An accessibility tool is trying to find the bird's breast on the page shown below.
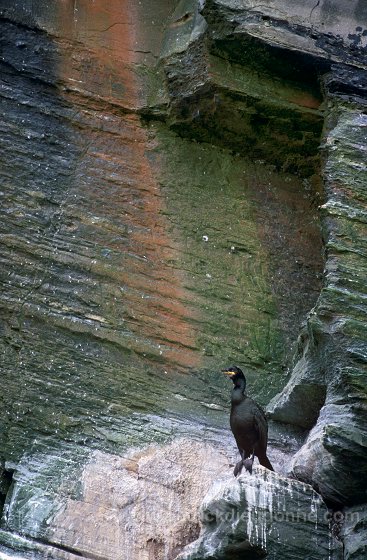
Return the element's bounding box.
[230,406,255,430]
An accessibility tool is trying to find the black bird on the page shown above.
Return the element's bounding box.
[223,366,274,476]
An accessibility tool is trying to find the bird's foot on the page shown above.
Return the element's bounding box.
[233,460,244,477]
[233,453,255,476]
[233,458,253,476]
[243,457,254,474]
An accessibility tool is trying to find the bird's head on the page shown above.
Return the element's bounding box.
[222,366,246,388]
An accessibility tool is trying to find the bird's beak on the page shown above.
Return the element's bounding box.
[222,369,235,376]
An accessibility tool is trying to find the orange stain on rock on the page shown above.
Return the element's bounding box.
[56,1,201,371]
[56,0,140,108]
[290,92,322,110]
[126,117,201,369]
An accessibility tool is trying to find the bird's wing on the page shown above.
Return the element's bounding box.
[252,404,268,449]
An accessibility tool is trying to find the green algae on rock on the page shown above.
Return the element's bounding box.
[161,2,324,176]
[1,0,366,559]
[150,123,323,403]
[271,103,367,507]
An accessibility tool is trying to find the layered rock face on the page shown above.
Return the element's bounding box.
[0,0,366,559]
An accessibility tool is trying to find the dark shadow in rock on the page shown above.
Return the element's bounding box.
[0,469,14,520]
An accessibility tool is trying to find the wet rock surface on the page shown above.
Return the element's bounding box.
[177,468,342,560]
[268,73,367,509]
[286,105,367,514]
[0,0,366,559]
[341,505,367,560]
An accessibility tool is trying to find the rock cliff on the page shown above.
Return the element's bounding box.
[0,1,366,559]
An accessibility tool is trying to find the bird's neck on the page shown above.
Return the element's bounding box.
[231,378,247,404]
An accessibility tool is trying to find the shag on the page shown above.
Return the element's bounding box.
[223,366,274,476]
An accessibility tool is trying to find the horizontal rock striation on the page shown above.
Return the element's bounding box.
[160,0,367,511]
[161,0,325,176]
[0,0,366,559]
[273,101,367,507]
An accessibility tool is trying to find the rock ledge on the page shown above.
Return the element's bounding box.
[177,467,342,560]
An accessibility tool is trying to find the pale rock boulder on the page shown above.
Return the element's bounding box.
[49,439,230,560]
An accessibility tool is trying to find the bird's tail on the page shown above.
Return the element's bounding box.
[259,454,274,471]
